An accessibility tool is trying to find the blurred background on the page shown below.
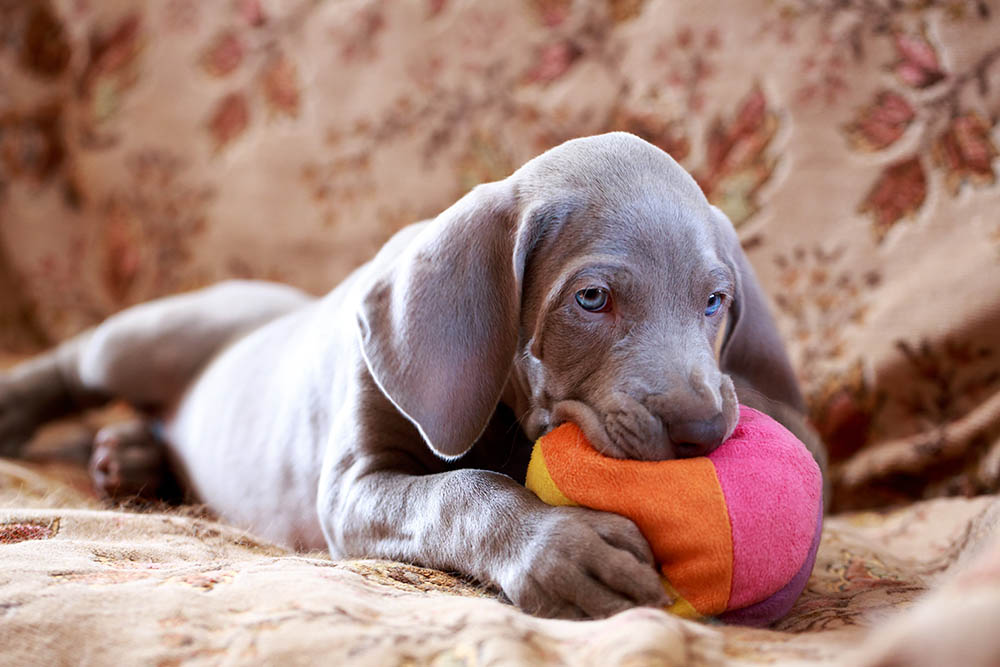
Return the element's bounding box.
[1,0,999,512]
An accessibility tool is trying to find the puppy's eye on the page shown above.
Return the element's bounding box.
[575,287,611,313]
[705,292,724,316]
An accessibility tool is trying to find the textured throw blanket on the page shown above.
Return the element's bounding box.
[3,0,1000,663]
[2,459,1000,665]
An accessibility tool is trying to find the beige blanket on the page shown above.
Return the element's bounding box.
[2,459,999,666]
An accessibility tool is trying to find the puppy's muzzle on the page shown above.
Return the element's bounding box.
[623,370,738,460]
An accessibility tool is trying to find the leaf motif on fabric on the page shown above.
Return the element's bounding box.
[175,570,235,591]
[81,14,144,124]
[238,0,267,27]
[844,91,915,152]
[932,112,999,195]
[524,41,582,86]
[456,131,516,194]
[608,0,647,23]
[332,5,385,63]
[208,92,250,150]
[655,25,722,113]
[843,29,1000,241]
[529,0,572,27]
[607,108,691,162]
[200,31,244,78]
[20,4,70,79]
[0,104,66,182]
[894,338,1000,426]
[772,245,880,420]
[92,150,213,303]
[695,85,778,226]
[810,360,882,462]
[102,200,142,303]
[0,519,59,544]
[259,52,301,118]
[858,156,927,241]
[164,0,200,32]
[892,29,946,89]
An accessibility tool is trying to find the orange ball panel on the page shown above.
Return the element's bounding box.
[538,423,734,616]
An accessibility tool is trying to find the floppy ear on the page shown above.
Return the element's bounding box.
[712,207,806,413]
[357,180,547,459]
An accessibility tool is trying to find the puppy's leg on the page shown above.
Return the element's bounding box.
[318,384,671,619]
[321,464,670,618]
[0,339,99,457]
[0,280,311,457]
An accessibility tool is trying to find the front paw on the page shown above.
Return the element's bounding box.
[500,506,670,619]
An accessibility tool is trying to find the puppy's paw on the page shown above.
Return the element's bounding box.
[501,506,670,619]
[89,421,173,502]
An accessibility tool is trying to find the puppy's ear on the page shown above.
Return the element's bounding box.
[711,207,805,413]
[357,180,547,459]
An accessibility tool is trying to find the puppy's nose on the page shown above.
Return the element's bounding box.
[667,413,727,458]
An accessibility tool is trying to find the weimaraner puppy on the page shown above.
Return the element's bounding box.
[0,133,824,619]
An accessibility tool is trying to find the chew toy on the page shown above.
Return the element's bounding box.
[525,405,822,626]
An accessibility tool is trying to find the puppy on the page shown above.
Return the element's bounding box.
[0,133,824,619]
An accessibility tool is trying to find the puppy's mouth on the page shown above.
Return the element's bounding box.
[547,399,641,460]
[543,380,739,461]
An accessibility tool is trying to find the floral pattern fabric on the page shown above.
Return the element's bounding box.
[2,0,1000,663]
[1,459,999,666]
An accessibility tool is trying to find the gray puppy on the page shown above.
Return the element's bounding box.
[0,133,824,619]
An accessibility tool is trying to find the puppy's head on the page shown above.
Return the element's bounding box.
[358,133,801,461]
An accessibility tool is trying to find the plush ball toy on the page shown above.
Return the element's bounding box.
[525,405,822,626]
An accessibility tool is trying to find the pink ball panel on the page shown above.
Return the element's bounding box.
[708,406,823,610]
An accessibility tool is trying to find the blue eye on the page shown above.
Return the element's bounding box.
[705,293,724,316]
[575,287,610,312]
